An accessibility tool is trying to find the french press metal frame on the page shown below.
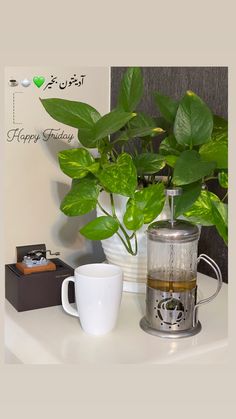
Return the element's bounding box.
[140,188,223,339]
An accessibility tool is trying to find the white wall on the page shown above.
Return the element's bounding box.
[4,67,110,267]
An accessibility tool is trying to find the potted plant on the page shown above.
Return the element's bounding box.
[40,67,228,287]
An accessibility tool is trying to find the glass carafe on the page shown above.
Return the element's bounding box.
[140,188,222,338]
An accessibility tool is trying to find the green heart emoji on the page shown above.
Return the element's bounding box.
[33,76,45,88]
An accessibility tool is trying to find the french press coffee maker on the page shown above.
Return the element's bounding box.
[140,187,222,338]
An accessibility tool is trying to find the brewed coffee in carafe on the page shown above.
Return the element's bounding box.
[140,188,223,338]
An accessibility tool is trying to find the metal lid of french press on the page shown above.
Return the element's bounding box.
[147,187,200,243]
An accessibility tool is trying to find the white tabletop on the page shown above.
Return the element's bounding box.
[5,272,228,364]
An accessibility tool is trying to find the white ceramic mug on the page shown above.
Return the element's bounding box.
[61,263,123,336]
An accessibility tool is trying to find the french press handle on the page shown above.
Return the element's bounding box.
[193,254,222,326]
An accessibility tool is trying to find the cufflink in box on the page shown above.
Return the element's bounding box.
[5,244,75,312]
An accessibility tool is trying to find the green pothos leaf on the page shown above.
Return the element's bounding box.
[97,153,137,197]
[80,216,119,240]
[60,177,99,216]
[123,183,165,230]
[218,171,228,188]
[184,190,220,226]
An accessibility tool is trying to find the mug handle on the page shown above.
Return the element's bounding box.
[61,276,79,317]
[193,254,222,326]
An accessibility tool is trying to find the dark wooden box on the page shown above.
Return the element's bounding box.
[5,258,75,312]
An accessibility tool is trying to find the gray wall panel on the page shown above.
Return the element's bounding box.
[111,67,228,282]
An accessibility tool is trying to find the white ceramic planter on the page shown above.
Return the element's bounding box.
[96,191,170,291]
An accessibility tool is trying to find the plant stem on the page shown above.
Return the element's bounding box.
[129,232,135,240]
[110,150,116,162]
[205,176,218,182]
[167,165,173,187]
[112,148,119,157]
[116,231,133,254]
[109,194,138,255]
[118,223,132,243]
[133,233,138,256]
[132,140,139,156]
[98,195,137,255]
[110,193,116,217]
[222,191,228,202]
[97,201,110,217]
[151,174,155,184]
[118,229,138,255]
